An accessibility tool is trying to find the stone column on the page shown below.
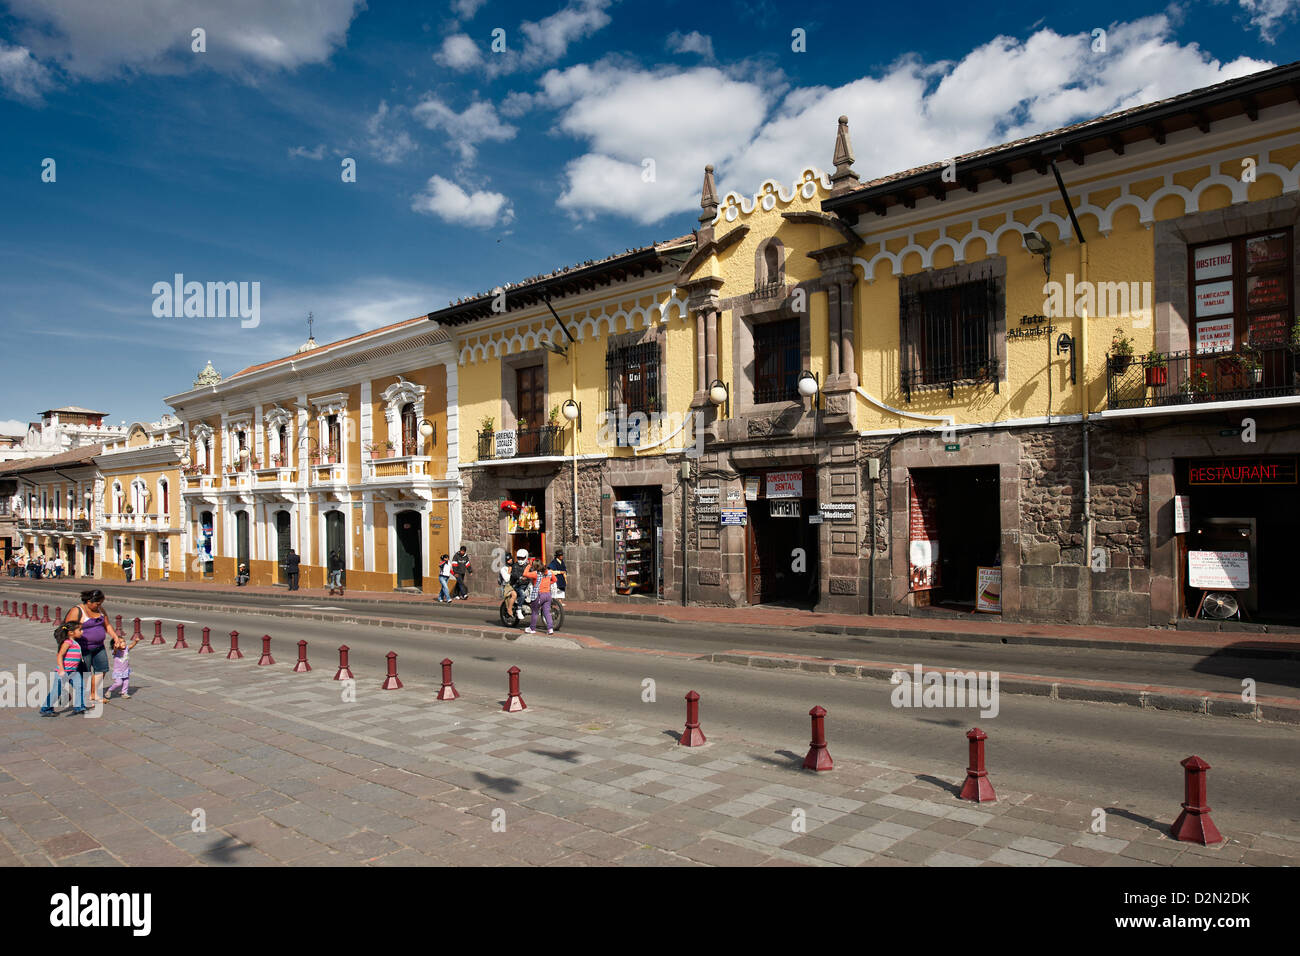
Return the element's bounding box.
[705,309,719,387]
[826,284,842,385]
[695,310,707,394]
[839,279,857,385]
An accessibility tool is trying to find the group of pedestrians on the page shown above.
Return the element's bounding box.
[39,589,139,715]
[499,548,568,634]
[437,546,474,603]
[7,554,69,578]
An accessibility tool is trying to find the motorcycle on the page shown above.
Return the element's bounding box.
[499,582,565,631]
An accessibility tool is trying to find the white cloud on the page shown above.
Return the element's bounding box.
[539,16,1273,225]
[5,0,364,79]
[451,0,488,18]
[0,41,54,102]
[412,175,514,227]
[666,31,714,58]
[412,96,517,161]
[288,143,326,160]
[1238,0,1300,41]
[0,419,30,436]
[365,100,418,165]
[499,90,536,117]
[435,33,482,69]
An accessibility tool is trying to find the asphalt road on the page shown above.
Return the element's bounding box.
[7,580,1300,698]
[4,585,1297,838]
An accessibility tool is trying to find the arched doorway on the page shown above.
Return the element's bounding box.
[325,511,346,586]
[395,509,422,590]
[236,511,250,572]
[275,511,291,585]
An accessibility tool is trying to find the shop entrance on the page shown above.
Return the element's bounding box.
[613,487,662,596]
[506,489,547,562]
[744,468,819,607]
[134,540,146,582]
[909,466,1001,609]
[325,511,346,585]
[274,511,291,585]
[1176,456,1300,624]
[395,509,422,590]
[84,545,94,577]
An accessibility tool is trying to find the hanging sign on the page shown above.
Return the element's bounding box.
[975,567,1002,613]
[744,477,759,501]
[766,471,803,498]
[908,478,940,591]
[1188,551,1249,590]
[770,499,801,518]
[495,430,517,458]
[720,509,747,526]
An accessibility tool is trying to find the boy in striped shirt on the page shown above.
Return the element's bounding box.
[40,621,87,716]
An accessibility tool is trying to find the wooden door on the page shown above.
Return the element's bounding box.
[516,365,544,431]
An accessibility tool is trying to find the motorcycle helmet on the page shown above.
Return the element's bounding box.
[515,548,528,560]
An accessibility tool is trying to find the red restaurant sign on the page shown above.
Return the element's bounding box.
[1188,457,1298,485]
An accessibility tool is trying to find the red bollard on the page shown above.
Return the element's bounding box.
[115,614,123,635]
[436,658,459,700]
[293,640,311,673]
[680,690,707,747]
[174,623,188,649]
[381,651,403,690]
[20,602,28,619]
[1171,755,1223,845]
[227,630,243,660]
[2,600,8,615]
[257,635,274,666]
[334,645,353,681]
[42,605,51,623]
[197,626,214,655]
[152,620,165,645]
[131,617,142,640]
[54,607,62,626]
[503,665,526,712]
[802,705,833,771]
[959,727,997,802]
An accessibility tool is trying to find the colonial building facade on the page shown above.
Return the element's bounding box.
[163,320,460,592]
[2,444,104,575]
[95,417,186,582]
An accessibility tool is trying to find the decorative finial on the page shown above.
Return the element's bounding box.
[699,164,718,225]
[193,360,222,388]
[831,115,859,194]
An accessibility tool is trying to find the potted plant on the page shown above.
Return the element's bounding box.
[271,453,286,467]
[1109,328,1135,373]
[1238,345,1263,386]
[548,405,561,427]
[1178,368,1210,402]
[480,416,495,436]
[1144,352,1168,387]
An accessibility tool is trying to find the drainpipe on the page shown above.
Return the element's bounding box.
[1081,244,1093,577]
[571,349,580,543]
[868,473,876,616]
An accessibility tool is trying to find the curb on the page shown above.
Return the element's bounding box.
[703,651,1300,726]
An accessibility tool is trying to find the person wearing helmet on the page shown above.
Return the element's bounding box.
[505,548,529,619]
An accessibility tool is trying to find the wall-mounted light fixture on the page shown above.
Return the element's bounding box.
[797,370,821,410]
[419,418,437,446]
[1024,230,1052,279]
[561,399,581,431]
[708,380,729,418]
[1056,332,1076,385]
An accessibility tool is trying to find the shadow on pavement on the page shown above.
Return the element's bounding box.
[1191,644,1300,689]
[472,772,523,794]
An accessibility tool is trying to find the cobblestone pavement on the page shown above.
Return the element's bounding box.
[1,621,1296,867]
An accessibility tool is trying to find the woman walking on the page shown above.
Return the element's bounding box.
[521,558,556,635]
[63,589,122,706]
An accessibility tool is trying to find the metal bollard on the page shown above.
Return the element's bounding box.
[21,602,27,619]
[257,635,274,666]
[436,658,459,700]
[334,645,353,681]
[802,705,833,771]
[197,626,214,655]
[227,630,243,660]
[292,640,311,673]
[680,690,707,747]
[381,652,403,690]
[2,600,8,615]
[152,620,166,645]
[54,606,62,625]
[503,665,526,712]
[958,728,997,802]
[115,615,123,636]
[42,605,51,623]
[1170,755,1223,844]
[131,617,143,641]
[174,623,188,649]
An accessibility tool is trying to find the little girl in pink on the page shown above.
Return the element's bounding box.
[104,632,141,701]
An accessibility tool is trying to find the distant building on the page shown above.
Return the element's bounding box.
[0,405,128,463]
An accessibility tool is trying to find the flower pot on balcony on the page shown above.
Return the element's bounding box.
[1109,354,1134,374]
[1144,366,1167,387]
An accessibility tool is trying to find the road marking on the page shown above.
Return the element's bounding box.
[281,605,347,611]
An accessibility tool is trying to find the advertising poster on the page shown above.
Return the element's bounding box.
[720,509,747,526]
[1194,281,1233,318]
[1188,550,1250,590]
[1173,495,1190,534]
[908,478,940,591]
[744,477,759,501]
[975,567,1002,613]
[494,429,517,459]
[1192,243,1233,280]
[766,471,803,498]
[1195,316,1234,353]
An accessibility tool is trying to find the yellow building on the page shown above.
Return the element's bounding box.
[1,444,104,576]
[95,416,186,582]
[164,318,459,592]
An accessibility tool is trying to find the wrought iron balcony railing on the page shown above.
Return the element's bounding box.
[1106,343,1300,410]
[476,425,565,460]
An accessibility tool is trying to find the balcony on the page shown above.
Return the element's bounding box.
[1106,344,1300,410]
[255,466,297,484]
[54,519,68,531]
[72,519,89,532]
[364,456,431,481]
[476,425,565,461]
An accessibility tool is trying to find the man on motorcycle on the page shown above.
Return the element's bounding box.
[504,548,529,619]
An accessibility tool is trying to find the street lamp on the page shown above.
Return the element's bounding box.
[419,418,437,445]
[708,379,729,418]
[797,370,821,410]
[1024,230,1052,278]
[561,399,581,430]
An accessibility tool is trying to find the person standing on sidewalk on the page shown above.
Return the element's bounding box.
[327,550,345,595]
[522,558,556,634]
[121,552,134,583]
[285,549,301,591]
[452,546,472,600]
[547,549,568,598]
[64,590,121,706]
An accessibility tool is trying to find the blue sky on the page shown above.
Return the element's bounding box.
[0,0,1296,430]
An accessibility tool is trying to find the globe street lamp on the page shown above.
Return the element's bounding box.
[561,399,581,430]
[797,370,821,410]
[419,418,437,446]
[708,379,729,419]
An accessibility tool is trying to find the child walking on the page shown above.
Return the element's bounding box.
[437,554,453,603]
[40,621,86,716]
[104,630,141,701]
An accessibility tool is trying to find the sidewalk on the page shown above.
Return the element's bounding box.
[7,574,1300,659]
[1,618,1295,867]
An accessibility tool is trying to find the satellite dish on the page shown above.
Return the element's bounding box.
[1201,592,1239,619]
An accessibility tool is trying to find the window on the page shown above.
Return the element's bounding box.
[606,342,660,418]
[159,479,169,516]
[515,365,545,430]
[753,318,801,403]
[401,402,418,456]
[326,415,341,463]
[900,275,1001,399]
[1189,229,1293,352]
